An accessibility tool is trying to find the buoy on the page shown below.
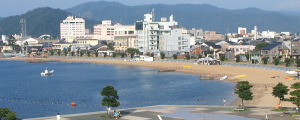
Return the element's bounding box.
[71,102,76,106]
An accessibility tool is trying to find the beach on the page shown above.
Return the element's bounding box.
[1,57,297,108]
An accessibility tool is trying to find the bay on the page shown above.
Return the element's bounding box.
[0,60,237,119]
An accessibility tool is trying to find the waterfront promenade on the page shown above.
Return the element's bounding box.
[24,105,297,120]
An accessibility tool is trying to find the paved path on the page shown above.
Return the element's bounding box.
[24,105,298,120]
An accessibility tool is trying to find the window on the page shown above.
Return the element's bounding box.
[293,49,298,53]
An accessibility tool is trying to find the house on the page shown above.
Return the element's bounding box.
[201,42,222,59]
[221,44,255,60]
[261,42,287,63]
[291,41,300,59]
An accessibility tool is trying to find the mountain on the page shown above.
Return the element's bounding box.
[0,7,98,38]
[66,1,300,33]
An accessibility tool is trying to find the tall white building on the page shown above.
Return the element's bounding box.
[60,16,86,43]
[251,26,258,40]
[135,13,179,54]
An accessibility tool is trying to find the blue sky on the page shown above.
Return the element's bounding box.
[1,0,300,17]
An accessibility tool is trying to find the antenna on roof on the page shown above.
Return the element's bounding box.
[152,8,155,22]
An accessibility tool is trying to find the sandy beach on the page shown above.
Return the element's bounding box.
[1,57,297,108]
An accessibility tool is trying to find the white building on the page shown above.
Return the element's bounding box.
[135,13,178,54]
[251,26,258,40]
[160,28,190,52]
[261,30,276,38]
[60,16,86,43]
[238,27,247,35]
[93,20,135,41]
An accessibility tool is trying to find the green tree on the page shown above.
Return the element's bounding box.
[284,58,291,67]
[126,48,140,58]
[100,85,120,115]
[160,52,165,59]
[273,58,280,65]
[186,54,190,60]
[173,54,178,59]
[80,51,84,57]
[121,53,125,58]
[296,59,300,67]
[112,53,116,58]
[71,51,75,56]
[0,107,21,120]
[272,83,289,105]
[235,55,240,62]
[255,42,269,52]
[150,53,154,57]
[87,51,91,57]
[220,55,225,61]
[289,82,300,111]
[107,43,114,50]
[104,52,107,57]
[262,57,268,64]
[198,55,203,59]
[234,81,253,108]
[57,49,61,56]
[63,49,68,56]
[67,45,71,52]
[94,51,99,57]
[50,49,54,56]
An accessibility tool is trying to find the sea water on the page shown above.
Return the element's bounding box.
[0,60,237,119]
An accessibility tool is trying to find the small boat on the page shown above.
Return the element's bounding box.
[220,76,228,80]
[41,68,54,76]
[286,70,297,75]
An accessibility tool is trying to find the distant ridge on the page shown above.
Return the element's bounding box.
[66,1,300,33]
[0,7,98,38]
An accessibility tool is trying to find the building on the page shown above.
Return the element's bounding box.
[113,26,136,53]
[221,44,255,60]
[261,42,286,63]
[135,13,178,54]
[60,16,86,43]
[159,28,190,52]
[76,38,99,46]
[291,41,300,59]
[204,31,224,41]
[251,26,258,40]
[261,30,276,38]
[93,20,135,41]
[238,27,247,35]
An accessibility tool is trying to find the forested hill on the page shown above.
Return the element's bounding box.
[0,7,98,38]
[66,1,300,33]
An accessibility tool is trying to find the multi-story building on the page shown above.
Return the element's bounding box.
[261,30,276,38]
[93,20,135,41]
[204,31,224,41]
[291,41,300,59]
[159,28,190,52]
[238,27,247,35]
[221,44,255,60]
[135,13,178,54]
[113,26,136,53]
[60,16,86,43]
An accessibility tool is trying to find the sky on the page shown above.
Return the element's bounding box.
[0,0,300,17]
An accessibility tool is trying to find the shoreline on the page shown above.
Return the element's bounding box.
[1,57,297,108]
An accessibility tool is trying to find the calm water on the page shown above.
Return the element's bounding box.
[0,60,237,119]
